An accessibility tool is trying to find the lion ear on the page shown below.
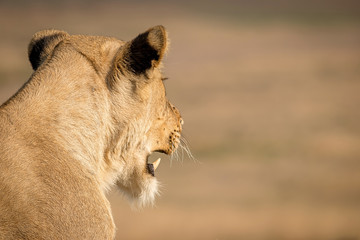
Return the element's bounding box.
[117,25,168,75]
[28,30,69,70]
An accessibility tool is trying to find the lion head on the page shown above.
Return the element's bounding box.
[27,26,183,208]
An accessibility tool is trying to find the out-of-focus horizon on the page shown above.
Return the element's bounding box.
[1,1,360,239]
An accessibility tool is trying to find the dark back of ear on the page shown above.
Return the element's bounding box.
[28,30,69,70]
[118,25,168,75]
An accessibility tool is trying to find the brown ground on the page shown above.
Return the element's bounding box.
[1,1,360,239]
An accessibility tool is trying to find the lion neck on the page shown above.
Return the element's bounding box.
[1,65,119,190]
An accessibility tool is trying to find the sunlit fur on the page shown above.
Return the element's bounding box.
[0,26,182,239]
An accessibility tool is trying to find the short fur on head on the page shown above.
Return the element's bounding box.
[0,26,183,239]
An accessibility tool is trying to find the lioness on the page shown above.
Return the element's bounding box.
[0,26,183,239]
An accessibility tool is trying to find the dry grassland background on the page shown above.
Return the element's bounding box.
[1,1,360,239]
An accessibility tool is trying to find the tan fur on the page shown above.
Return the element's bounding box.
[0,26,183,239]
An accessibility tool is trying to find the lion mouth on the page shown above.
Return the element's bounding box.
[146,157,161,177]
[145,130,181,177]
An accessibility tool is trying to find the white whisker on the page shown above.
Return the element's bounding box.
[169,134,197,166]
[179,136,196,162]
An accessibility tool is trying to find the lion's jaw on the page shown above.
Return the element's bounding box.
[106,77,183,208]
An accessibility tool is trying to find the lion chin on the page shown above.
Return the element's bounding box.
[115,156,161,209]
[116,150,177,209]
[129,176,160,209]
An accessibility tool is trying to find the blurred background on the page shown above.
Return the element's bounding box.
[1,0,360,239]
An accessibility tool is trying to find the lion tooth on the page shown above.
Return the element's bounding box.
[153,158,161,171]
